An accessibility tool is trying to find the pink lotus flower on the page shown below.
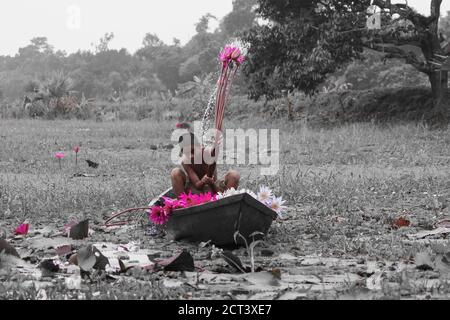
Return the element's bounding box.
[231,48,241,60]
[219,46,235,62]
[179,192,196,207]
[14,223,29,235]
[148,206,170,225]
[148,191,219,225]
[237,55,245,64]
[162,197,186,210]
[219,43,247,68]
[178,192,216,208]
[55,152,65,159]
[215,40,248,134]
[197,192,215,203]
[55,152,65,170]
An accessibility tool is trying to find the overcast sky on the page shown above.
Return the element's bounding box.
[0,0,448,56]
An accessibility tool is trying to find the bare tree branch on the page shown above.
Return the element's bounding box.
[372,0,439,31]
[364,42,434,74]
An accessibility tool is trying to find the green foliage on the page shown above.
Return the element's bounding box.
[244,0,370,100]
[322,50,429,92]
[137,35,184,92]
[195,13,217,34]
[94,33,115,53]
[176,74,217,120]
[220,0,258,37]
[244,0,446,103]
[42,71,73,99]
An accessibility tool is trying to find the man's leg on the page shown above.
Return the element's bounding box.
[171,168,187,197]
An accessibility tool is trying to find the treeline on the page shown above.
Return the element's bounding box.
[0,1,448,120]
[0,0,257,102]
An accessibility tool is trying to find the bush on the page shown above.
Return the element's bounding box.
[0,87,447,127]
[304,87,448,126]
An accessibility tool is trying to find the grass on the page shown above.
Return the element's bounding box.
[1,118,450,299]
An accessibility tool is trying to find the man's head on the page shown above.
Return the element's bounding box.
[179,132,202,161]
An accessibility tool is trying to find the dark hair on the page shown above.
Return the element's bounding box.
[179,132,200,154]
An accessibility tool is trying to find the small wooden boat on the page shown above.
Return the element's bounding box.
[149,188,277,247]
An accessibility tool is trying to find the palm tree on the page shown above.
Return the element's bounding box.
[38,71,74,112]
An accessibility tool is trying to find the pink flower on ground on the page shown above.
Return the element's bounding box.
[55,152,65,159]
[148,206,170,225]
[14,223,29,235]
[73,146,80,153]
[63,221,77,235]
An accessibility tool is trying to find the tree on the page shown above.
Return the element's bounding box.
[94,33,115,53]
[30,37,54,54]
[137,35,183,92]
[18,37,55,60]
[179,15,223,82]
[143,33,164,47]
[245,0,448,109]
[195,13,217,34]
[221,0,258,38]
[440,11,450,40]
[244,0,369,100]
[367,0,447,109]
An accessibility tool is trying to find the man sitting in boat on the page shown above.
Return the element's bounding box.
[171,132,240,197]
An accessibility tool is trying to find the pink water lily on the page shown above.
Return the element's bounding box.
[219,46,235,64]
[215,40,248,136]
[179,192,197,207]
[55,152,65,159]
[14,223,29,235]
[148,186,286,226]
[148,206,170,225]
[266,196,287,218]
[197,192,215,204]
[219,43,247,68]
[231,48,241,60]
[237,55,245,64]
[55,152,65,170]
[179,192,215,207]
[162,197,186,210]
[149,191,218,225]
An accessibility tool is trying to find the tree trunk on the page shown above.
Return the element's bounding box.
[442,71,448,91]
[286,94,293,120]
[429,71,448,110]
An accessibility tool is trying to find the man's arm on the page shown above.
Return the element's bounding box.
[182,163,206,190]
[204,146,218,178]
